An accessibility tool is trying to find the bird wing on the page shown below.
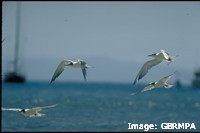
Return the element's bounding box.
[50,60,73,83]
[32,104,58,110]
[141,84,155,92]
[80,60,87,81]
[133,58,162,85]
[157,73,175,84]
[81,68,87,81]
[2,108,22,112]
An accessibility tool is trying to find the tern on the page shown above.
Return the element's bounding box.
[50,59,93,83]
[133,50,176,86]
[2,104,57,117]
[141,72,175,92]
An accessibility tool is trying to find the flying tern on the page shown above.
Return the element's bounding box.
[133,49,176,86]
[2,104,57,117]
[141,72,175,92]
[50,59,93,83]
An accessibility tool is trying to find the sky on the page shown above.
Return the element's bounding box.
[2,1,200,84]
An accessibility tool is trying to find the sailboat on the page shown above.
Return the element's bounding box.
[4,2,26,83]
[192,67,200,88]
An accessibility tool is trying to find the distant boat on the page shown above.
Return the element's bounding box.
[4,2,26,83]
[192,67,200,88]
[175,79,182,88]
[4,72,26,83]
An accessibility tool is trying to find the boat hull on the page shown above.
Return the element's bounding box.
[4,72,26,83]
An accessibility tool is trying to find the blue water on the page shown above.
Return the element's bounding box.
[2,82,200,132]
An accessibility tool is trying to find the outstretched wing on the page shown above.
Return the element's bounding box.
[32,104,58,110]
[133,58,162,85]
[50,60,73,83]
[141,84,155,92]
[80,60,87,81]
[81,69,87,81]
[157,72,175,84]
[2,108,22,112]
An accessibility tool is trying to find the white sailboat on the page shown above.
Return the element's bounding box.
[4,2,26,83]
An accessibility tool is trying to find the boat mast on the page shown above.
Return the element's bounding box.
[14,2,21,73]
[4,2,26,83]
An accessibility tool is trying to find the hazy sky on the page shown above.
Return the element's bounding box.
[2,1,200,83]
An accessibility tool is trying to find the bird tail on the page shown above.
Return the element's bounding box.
[86,65,95,68]
[171,55,178,61]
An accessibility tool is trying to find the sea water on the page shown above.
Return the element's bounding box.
[2,82,200,132]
